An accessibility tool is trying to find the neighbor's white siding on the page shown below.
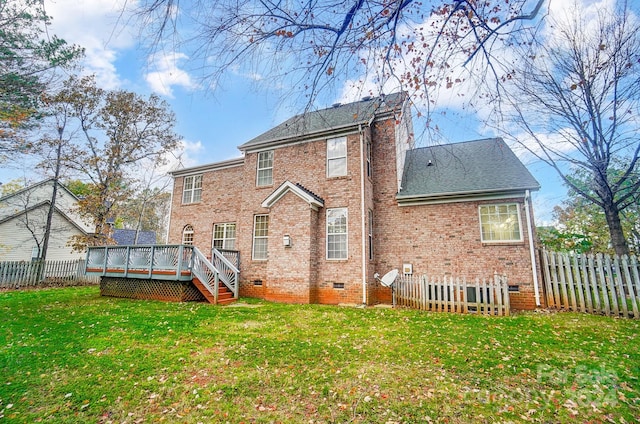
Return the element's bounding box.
[0,205,86,261]
[0,180,92,261]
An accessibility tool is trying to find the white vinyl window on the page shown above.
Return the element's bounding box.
[213,223,236,250]
[182,175,202,204]
[256,150,274,186]
[182,224,194,245]
[479,204,523,242]
[252,215,269,260]
[327,137,347,177]
[327,208,348,259]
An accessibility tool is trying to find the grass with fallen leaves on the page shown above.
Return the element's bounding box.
[0,287,638,423]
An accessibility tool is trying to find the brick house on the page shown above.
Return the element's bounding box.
[168,93,542,309]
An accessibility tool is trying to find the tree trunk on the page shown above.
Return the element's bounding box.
[603,201,629,256]
[41,129,64,263]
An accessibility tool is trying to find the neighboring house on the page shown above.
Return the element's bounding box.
[168,93,542,309]
[112,229,156,245]
[0,179,93,261]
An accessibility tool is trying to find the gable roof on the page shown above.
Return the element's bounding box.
[112,229,157,245]
[0,179,92,232]
[239,92,407,152]
[397,138,540,204]
[0,200,89,235]
[0,178,80,204]
[261,181,325,211]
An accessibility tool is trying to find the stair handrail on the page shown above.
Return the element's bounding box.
[190,247,222,301]
[211,248,239,298]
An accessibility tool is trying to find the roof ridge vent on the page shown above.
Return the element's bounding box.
[332,102,341,108]
[361,96,372,101]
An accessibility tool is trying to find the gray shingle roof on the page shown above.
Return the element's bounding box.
[112,229,157,245]
[239,92,406,150]
[398,138,540,201]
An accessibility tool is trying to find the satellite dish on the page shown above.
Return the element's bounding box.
[380,269,399,287]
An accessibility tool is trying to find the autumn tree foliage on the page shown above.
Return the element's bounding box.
[0,0,82,160]
[45,76,181,250]
[135,0,544,105]
[496,2,640,256]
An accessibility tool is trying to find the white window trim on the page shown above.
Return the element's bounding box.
[326,208,348,260]
[182,224,194,245]
[213,222,236,250]
[478,203,523,243]
[256,150,274,187]
[327,137,347,178]
[182,175,202,204]
[252,215,269,260]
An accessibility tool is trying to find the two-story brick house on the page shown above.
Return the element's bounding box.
[168,93,542,309]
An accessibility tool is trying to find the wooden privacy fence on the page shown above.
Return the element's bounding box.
[396,273,510,316]
[541,249,640,319]
[0,259,99,289]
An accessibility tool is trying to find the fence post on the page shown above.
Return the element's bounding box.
[621,255,639,319]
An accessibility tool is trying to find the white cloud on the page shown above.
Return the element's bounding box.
[165,139,204,171]
[45,0,137,89]
[145,52,198,97]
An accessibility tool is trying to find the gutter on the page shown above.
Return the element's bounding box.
[240,122,367,153]
[524,190,541,307]
[396,187,539,203]
[359,124,367,305]
[169,157,245,177]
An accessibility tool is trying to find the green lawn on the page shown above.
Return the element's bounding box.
[1,287,638,423]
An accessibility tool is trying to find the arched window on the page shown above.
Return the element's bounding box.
[182,225,194,245]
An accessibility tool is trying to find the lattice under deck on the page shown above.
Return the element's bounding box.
[100,277,205,302]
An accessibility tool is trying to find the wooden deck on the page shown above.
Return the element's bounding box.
[85,245,239,305]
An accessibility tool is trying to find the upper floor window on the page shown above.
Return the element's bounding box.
[213,223,236,250]
[479,204,523,242]
[182,175,202,204]
[257,150,274,186]
[182,224,194,245]
[252,215,269,260]
[327,208,348,259]
[327,137,347,177]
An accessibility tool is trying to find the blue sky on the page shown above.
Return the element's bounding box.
[3,0,609,224]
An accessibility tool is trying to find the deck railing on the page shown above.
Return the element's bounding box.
[211,248,239,297]
[85,244,240,301]
[86,245,193,280]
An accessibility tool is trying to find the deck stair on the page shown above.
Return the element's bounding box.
[192,278,236,305]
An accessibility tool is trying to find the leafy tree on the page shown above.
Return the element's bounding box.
[0,0,83,160]
[134,0,544,105]
[543,187,640,256]
[45,76,181,250]
[117,188,172,243]
[64,179,95,198]
[537,226,593,255]
[497,2,640,256]
[0,178,27,196]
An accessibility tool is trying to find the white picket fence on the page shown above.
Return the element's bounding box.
[541,249,640,318]
[396,273,510,316]
[0,259,99,289]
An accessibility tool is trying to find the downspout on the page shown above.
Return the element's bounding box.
[524,190,541,307]
[359,124,367,305]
